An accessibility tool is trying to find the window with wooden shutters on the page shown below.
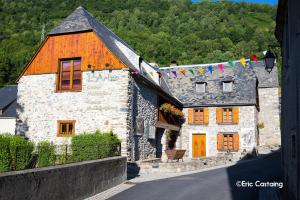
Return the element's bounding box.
[57,120,75,137]
[216,107,239,124]
[194,108,204,124]
[217,133,239,151]
[57,59,82,91]
[189,108,209,125]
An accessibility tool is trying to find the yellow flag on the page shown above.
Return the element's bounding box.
[149,72,154,77]
[240,57,246,67]
[198,67,204,75]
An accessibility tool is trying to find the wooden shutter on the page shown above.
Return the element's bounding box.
[217,133,224,151]
[204,108,209,125]
[233,107,239,124]
[188,108,194,124]
[216,108,223,124]
[233,134,239,151]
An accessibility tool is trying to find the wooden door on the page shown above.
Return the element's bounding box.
[192,134,206,158]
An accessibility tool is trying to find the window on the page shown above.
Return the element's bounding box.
[194,108,204,124]
[57,120,75,137]
[196,82,206,93]
[222,108,233,123]
[223,81,233,92]
[216,107,239,124]
[217,133,239,151]
[57,59,82,91]
[188,108,209,125]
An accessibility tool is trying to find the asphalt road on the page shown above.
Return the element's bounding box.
[109,151,282,200]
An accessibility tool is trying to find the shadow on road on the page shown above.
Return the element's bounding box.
[226,150,283,200]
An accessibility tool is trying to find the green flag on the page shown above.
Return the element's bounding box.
[228,61,235,69]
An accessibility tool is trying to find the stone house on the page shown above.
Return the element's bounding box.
[16,7,182,161]
[0,85,17,134]
[160,62,258,159]
[159,61,280,159]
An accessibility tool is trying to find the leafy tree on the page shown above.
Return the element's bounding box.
[0,0,279,87]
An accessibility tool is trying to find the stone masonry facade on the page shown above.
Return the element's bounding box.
[180,106,258,158]
[257,88,281,146]
[127,77,159,161]
[17,70,130,156]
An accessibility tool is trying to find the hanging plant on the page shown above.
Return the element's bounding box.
[159,103,184,118]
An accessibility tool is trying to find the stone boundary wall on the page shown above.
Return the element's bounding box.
[0,156,127,200]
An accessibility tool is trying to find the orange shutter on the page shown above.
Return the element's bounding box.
[233,134,239,151]
[233,107,239,124]
[188,108,194,124]
[217,133,224,151]
[204,108,209,125]
[216,108,223,124]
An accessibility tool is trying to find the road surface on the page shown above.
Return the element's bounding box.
[109,152,282,200]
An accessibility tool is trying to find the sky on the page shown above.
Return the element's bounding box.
[192,0,278,5]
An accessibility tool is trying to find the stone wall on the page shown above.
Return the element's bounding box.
[0,156,127,200]
[180,106,258,159]
[17,70,130,156]
[127,77,158,161]
[0,118,16,134]
[257,88,281,146]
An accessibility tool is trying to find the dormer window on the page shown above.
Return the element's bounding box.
[223,81,233,92]
[196,82,206,93]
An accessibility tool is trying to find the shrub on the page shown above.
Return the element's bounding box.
[9,135,34,170]
[0,134,34,172]
[0,134,11,172]
[37,141,56,167]
[71,130,120,162]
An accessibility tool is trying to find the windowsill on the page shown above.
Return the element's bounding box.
[55,89,82,93]
[57,134,75,137]
[219,122,238,125]
[218,150,238,152]
[191,123,208,125]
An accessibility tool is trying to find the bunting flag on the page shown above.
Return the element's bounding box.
[198,67,204,75]
[171,70,177,78]
[218,64,223,73]
[149,72,154,77]
[228,61,235,69]
[250,54,258,62]
[240,57,246,67]
[180,69,187,76]
[188,69,195,76]
[208,66,213,75]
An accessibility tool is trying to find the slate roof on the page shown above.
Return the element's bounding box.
[252,61,279,88]
[48,6,180,105]
[0,85,17,118]
[159,62,258,107]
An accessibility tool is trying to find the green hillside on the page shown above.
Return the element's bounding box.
[0,0,279,87]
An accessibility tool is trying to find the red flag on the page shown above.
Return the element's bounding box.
[251,54,258,62]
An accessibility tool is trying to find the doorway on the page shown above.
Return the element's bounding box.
[192,134,206,158]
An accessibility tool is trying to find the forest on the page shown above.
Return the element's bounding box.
[0,0,279,87]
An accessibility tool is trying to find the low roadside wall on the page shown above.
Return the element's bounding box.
[0,156,127,200]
